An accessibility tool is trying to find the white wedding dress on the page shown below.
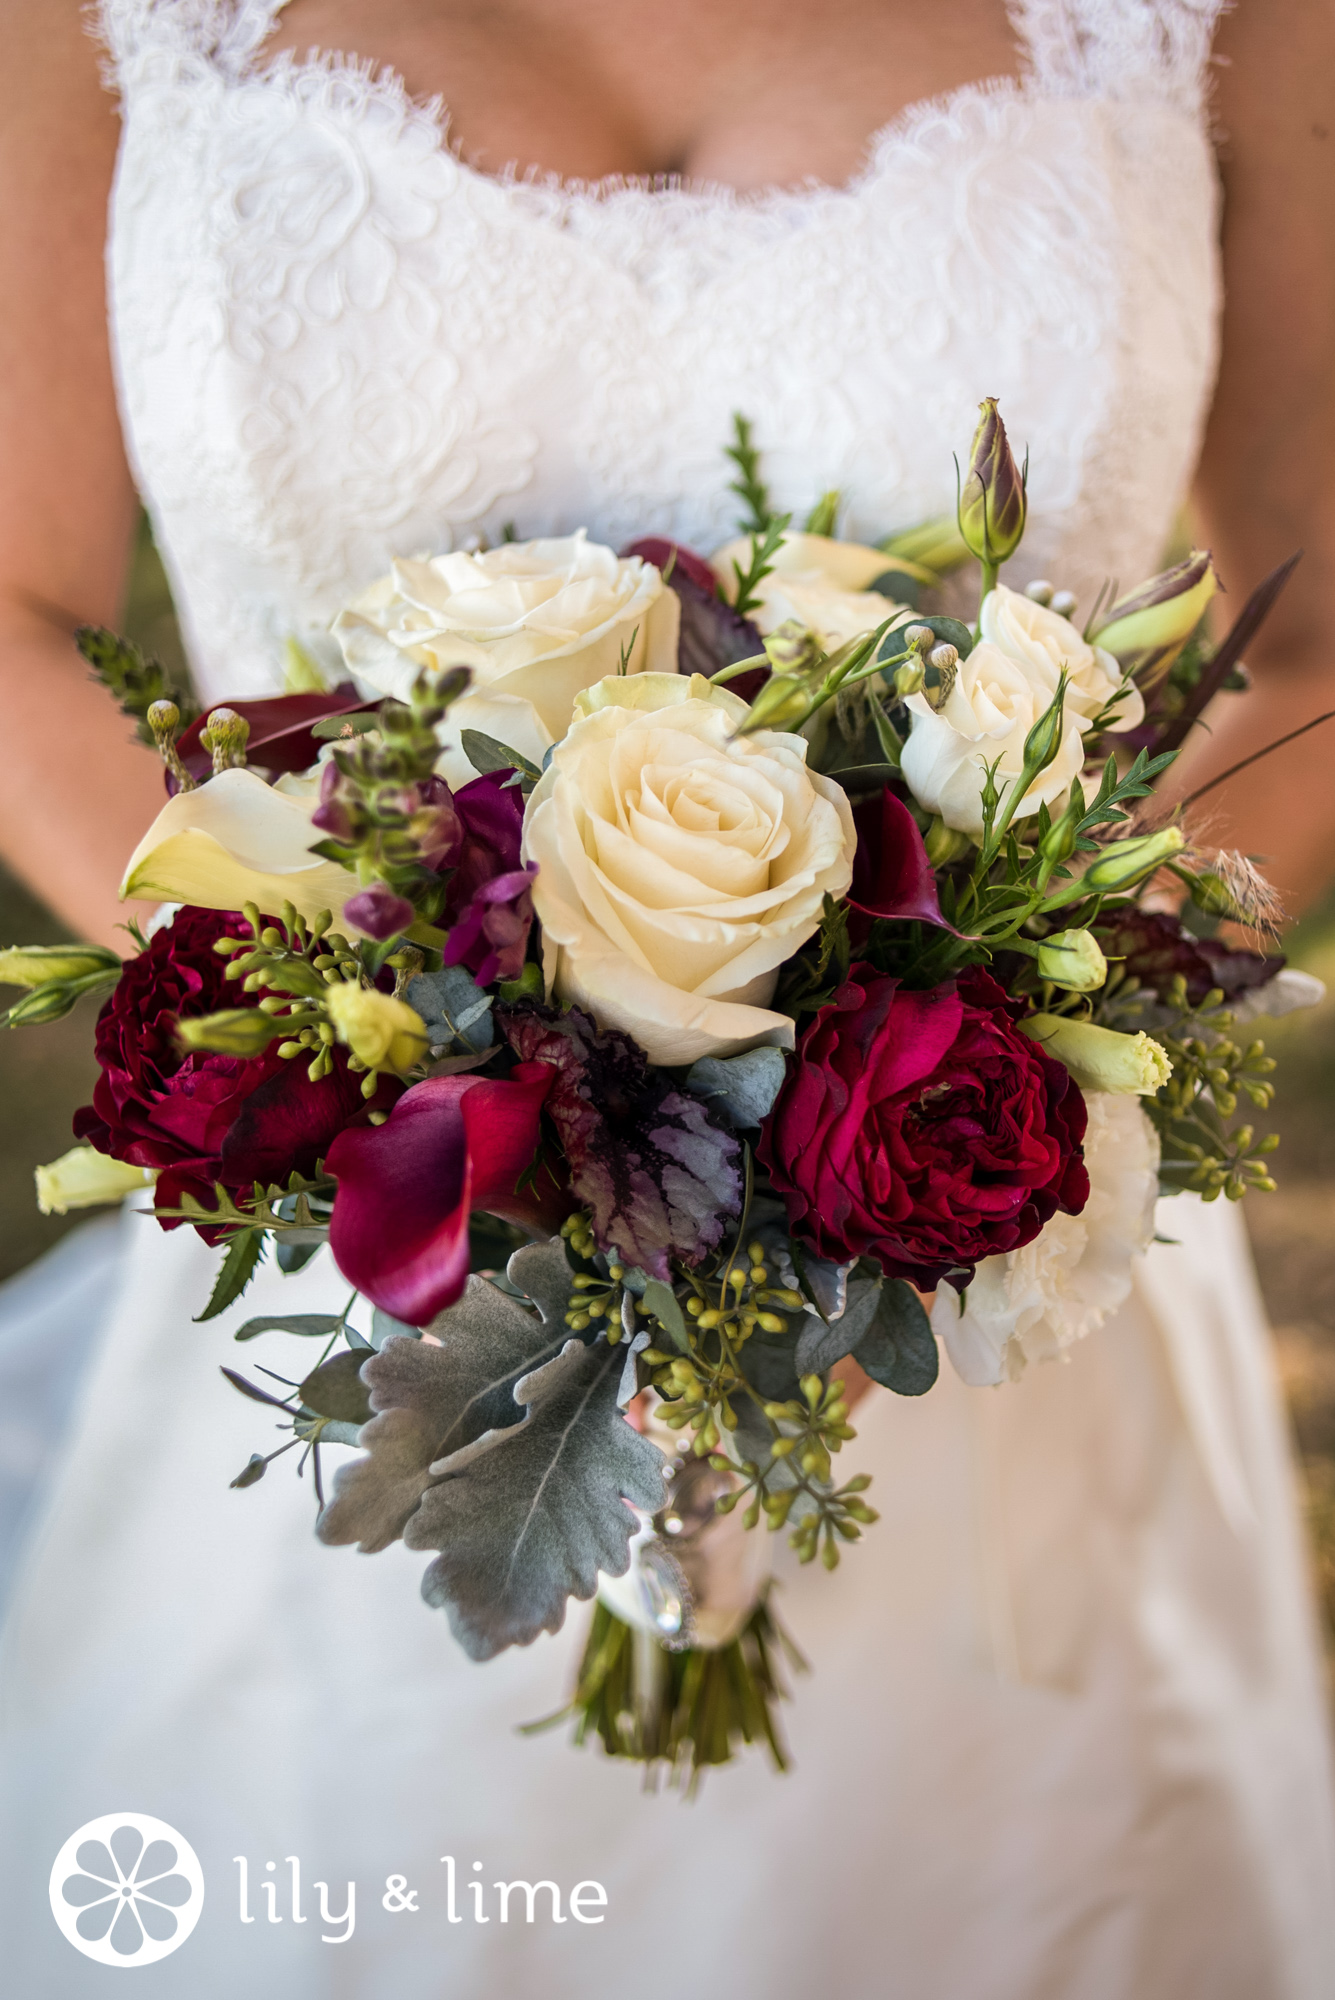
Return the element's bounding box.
[2,2,1333,1994]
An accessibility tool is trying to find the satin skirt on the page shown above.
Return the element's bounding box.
[1,1196,1332,1999]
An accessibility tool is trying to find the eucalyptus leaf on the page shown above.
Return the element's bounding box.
[219,1366,291,1409]
[343,1323,374,1352]
[230,1454,267,1489]
[299,1350,375,1425]
[793,1277,884,1375]
[233,1312,344,1343]
[883,612,974,660]
[276,1239,323,1276]
[825,763,903,798]
[640,1277,689,1353]
[406,965,494,1054]
[684,1048,787,1130]
[371,1307,421,1348]
[459,729,543,790]
[857,1281,939,1396]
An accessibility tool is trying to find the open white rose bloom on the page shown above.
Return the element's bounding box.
[933,1092,1162,1387]
[711,529,902,648]
[333,532,680,786]
[522,673,856,1064]
[901,584,1141,837]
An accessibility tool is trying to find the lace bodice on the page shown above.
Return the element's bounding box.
[97,0,1226,702]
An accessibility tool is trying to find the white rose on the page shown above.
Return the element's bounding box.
[333,532,681,786]
[980,584,1144,731]
[899,639,1087,837]
[522,673,856,1064]
[710,531,904,649]
[934,1092,1160,1386]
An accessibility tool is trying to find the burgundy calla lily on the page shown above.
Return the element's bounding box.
[849,787,954,930]
[176,686,377,787]
[326,1064,566,1325]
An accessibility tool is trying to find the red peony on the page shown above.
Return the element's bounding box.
[758,965,1089,1289]
[73,907,394,1228]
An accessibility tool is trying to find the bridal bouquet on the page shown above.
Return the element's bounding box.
[6,405,1309,1783]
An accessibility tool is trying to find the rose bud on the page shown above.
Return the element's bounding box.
[0,943,120,987]
[1020,1014,1172,1095]
[1037,929,1108,992]
[35,1145,156,1215]
[1086,551,1219,691]
[1040,825,1186,909]
[325,985,428,1074]
[957,397,1027,568]
[174,1007,290,1057]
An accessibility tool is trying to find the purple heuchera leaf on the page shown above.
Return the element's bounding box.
[443,865,537,986]
[343,882,417,941]
[498,1002,743,1279]
[1092,907,1283,1006]
[620,536,770,699]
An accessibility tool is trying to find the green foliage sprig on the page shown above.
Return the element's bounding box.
[76,626,199,745]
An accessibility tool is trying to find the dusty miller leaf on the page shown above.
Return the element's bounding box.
[317,1239,577,1555]
[410,1335,668,1658]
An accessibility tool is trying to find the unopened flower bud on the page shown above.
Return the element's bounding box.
[1182,869,1245,921]
[736,671,813,734]
[921,646,958,711]
[0,943,119,988]
[1018,676,1068,779]
[1087,550,1219,691]
[198,706,251,774]
[35,1145,155,1215]
[892,658,926,700]
[1049,589,1078,620]
[957,397,1027,566]
[325,984,428,1073]
[762,618,819,675]
[174,1008,288,1057]
[1025,580,1054,606]
[1041,824,1186,908]
[342,882,417,942]
[923,817,972,865]
[1037,929,1108,992]
[146,698,197,792]
[1020,1015,1172,1095]
[904,624,936,654]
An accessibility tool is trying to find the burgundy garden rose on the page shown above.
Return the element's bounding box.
[758,965,1089,1288]
[73,907,395,1229]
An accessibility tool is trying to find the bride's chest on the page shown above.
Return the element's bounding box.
[108,56,1220,576]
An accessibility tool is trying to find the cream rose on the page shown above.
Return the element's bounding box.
[934,1092,1161,1386]
[899,639,1087,837]
[334,532,681,786]
[710,531,904,649]
[522,674,856,1064]
[980,584,1144,730]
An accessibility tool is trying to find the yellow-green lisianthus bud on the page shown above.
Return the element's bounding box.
[198,705,251,774]
[1041,825,1186,909]
[736,670,814,734]
[325,984,428,1073]
[761,619,820,675]
[923,817,972,865]
[1037,929,1108,992]
[1021,1015,1172,1095]
[1086,551,1218,692]
[957,398,1027,566]
[892,658,927,700]
[878,515,972,579]
[1019,675,1068,779]
[0,943,120,988]
[175,1008,290,1057]
[35,1146,156,1215]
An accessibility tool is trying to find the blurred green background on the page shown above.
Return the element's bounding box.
[1,526,1333,1662]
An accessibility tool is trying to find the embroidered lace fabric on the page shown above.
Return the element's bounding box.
[97,0,1225,701]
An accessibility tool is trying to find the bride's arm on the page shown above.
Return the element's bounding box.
[1175,0,1335,914]
[0,2,165,949]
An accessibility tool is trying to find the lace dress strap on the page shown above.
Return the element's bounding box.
[93,0,288,85]
[1011,0,1229,112]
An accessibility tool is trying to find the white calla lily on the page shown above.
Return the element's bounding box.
[120,768,354,926]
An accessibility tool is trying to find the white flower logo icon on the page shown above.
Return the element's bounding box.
[49,1813,204,1966]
